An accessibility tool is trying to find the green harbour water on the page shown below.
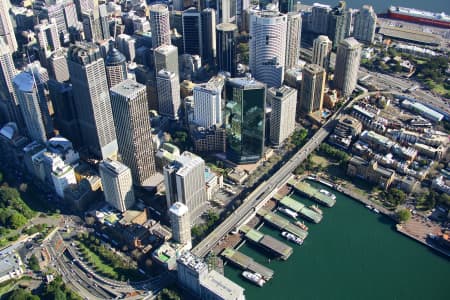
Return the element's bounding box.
[224,182,450,300]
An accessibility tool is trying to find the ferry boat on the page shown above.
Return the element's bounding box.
[278,207,298,219]
[373,208,380,214]
[319,189,336,200]
[310,204,323,215]
[294,221,309,231]
[386,6,450,29]
[242,271,266,287]
[281,231,303,245]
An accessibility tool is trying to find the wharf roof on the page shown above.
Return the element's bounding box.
[201,270,245,300]
[379,26,441,45]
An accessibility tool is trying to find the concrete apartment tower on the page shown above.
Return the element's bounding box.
[268,85,297,146]
[193,77,223,128]
[249,10,287,88]
[48,49,70,83]
[300,64,326,114]
[285,12,302,69]
[150,4,171,48]
[353,5,377,44]
[67,42,118,159]
[99,159,135,213]
[0,42,21,126]
[105,41,127,89]
[156,69,181,120]
[0,0,18,52]
[311,3,331,35]
[216,23,237,76]
[110,80,156,186]
[169,202,192,247]
[164,151,207,222]
[334,37,361,96]
[154,44,179,77]
[312,35,332,70]
[201,8,216,64]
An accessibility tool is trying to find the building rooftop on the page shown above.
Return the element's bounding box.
[340,37,361,49]
[216,22,238,31]
[100,159,130,175]
[201,270,245,299]
[169,202,189,217]
[110,79,145,97]
[177,251,207,273]
[105,42,126,66]
[13,71,35,93]
[379,26,441,45]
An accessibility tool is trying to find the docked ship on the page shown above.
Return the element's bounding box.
[319,189,336,200]
[278,207,298,219]
[242,271,266,287]
[295,221,309,231]
[281,231,304,245]
[387,6,450,29]
[310,204,323,215]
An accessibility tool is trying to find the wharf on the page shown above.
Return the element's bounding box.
[240,225,293,260]
[257,208,308,239]
[221,248,274,280]
[288,179,336,207]
[276,195,323,224]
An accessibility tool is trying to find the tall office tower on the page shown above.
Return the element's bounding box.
[249,11,287,88]
[82,9,102,42]
[105,41,127,89]
[216,0,236,24]
[225,76,266,163]
[201,8,216,64]
[99,159,135,213]
[173,0,184,11]
[193,77,223,127]
[35,19,61,54]
[63,1,79,30]
[300,64,326,114]
[0,0,18,52]
[98,3,110,40]
[285,12,302,69]
[154,44,179,77]
[164,151,207,222]
[169,202,192,246]
[13,71,53,143]
[334,37,361,96]
[268,85,297,146]
[47,80,80,145]
[110,80,156,186]
[116,34,136,62]
[327,1,350,48]
[216,23,237,75]
[279,0,298,13]
[182,8,202,56]
[40,3,66,39]
[0,43,20,125]
[236,0,250,30]
[353,5,376,44]
[67,42,118,159]
[311,3,331,35]
[156,70,180,120]
[312,35,332,70]
[150,4,171,48]
[48,49,70,82]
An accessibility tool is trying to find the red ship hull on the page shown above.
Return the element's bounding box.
[387,12,450,29]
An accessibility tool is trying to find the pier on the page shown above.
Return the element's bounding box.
[240,225,293,260]
[257,208,309,239]
[274,194,323,224]
[288,179,336,207]
[221,248,275,280]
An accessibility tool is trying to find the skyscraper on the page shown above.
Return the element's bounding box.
[164,151,207,222]
[327,1,351,48]
[353,5,377,44]
[334,37,361,96]
[0,0,18,52]
[99,159,135,213]
[311,3,331,35]
[13,71,53,143]
[105,41,127,89]
[312,35,332,70]
[249,11,287,88]
[67,42,118,159]
[48,49,70,82]
[225,76,266,163]
[193,76,223,128]
[182,8,202,56]
[156,69,180,120]
[82,9,102,42]
[216,23,237,76]
[110,80,156,186]
[285,12,302,69]
[35,19,61,57]
[0,42,20,125]
[154,44,179,77]
[216,0,236,24]
[150,4,171,48]
[279,0,298,13]
[300,64,326,114]
[268,85,297,146]
[201,8,216,64]
[169,202,191,247]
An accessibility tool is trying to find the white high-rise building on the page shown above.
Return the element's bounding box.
[169,202,191,247]
[285,12,301,69]
[0,41,20,125]
[249,10,287,88]
[312,35,332,70]
[154,44,179,77]
[150,4,171,48]
[156,69,180,120]
[268,85,297,146]
[99,159,135,213]
[334,37,361,96]
[50,156,77,198]
[193,76,224,128]
[0,0,18,52]
[353,5,377,44]
[164,151,207,222]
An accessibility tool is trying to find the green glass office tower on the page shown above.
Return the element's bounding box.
[225,76,266,164]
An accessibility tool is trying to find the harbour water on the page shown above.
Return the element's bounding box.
[299,0,450,14]
[224,182,450,300]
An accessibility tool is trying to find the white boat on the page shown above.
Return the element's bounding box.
[365,204,373,210]
[242,271,266,287]
[373,208,380,214]
[278,207,298,219]
[281,231,304,245]
[319,189,336,200]
[310,204,323,215]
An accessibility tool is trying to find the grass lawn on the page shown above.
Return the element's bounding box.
[76,242,118,279]
[310,154,331,169]
[431,83,449,96]
[0,280,16,297]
